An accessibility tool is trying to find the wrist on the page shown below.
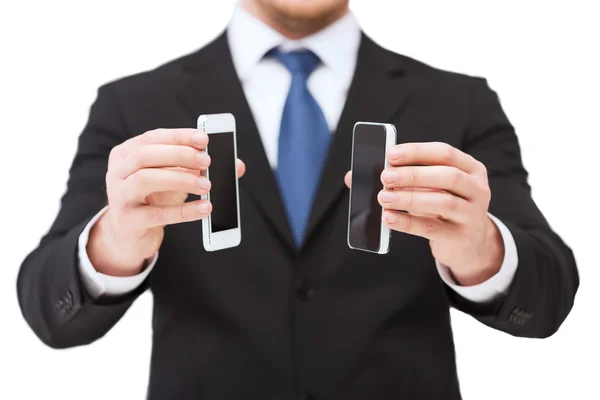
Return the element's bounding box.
[452,217,505,286]
[87,210,146,277]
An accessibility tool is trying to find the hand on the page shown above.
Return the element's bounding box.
[345,142,504,286]
[88,128,246,277]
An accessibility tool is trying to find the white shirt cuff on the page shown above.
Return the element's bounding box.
[77,206,158,299]
[436,213,518,303]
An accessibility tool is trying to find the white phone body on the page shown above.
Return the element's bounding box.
[198,113,241,251]
[347,122,396,254]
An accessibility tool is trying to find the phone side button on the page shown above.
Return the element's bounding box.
[296,281,316,302]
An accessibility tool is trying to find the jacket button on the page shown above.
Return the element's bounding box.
[296,283,316,301]
[56,291,75,315]
[509,307,533,325]
[302,391,316,400]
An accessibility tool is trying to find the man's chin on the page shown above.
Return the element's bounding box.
[264,0,347,23]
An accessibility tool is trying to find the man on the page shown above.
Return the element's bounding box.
[17,0,578,398]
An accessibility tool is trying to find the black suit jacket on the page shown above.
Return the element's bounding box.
[17,32,578,399]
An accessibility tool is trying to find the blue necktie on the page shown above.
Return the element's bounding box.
[270,48,331,246]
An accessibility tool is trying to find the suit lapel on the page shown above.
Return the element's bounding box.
[303,34,415,245]
[175,32,296,253]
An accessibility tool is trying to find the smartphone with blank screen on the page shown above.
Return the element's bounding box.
[198,113,241,251]
[347,122,396,254]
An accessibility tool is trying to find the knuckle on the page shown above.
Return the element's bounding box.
[407,191,415,208]
[441,143,456,163]
[164,129,176,144]
[424,220,437,235]
[450,169,463,186]
[410,167,419,185]
[128,170,145,192]
[152,206,165,225]
[105,179,117,202]
[480,184,492,202]
[127,147,144,170]
[108,145,120,162]
[444,195,459,212]
[106,168,121,189]
[139,130,153,144]
[142,128,164,144]
[410,142,420,159]
[107,148,121,174]
[477,160,488,175]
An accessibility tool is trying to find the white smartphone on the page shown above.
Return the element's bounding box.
[197,113,241,251]
[347,122,397,254]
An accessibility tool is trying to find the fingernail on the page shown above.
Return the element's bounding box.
[198,177,211,191]
[196,152,210,167]
[388,147,403,161]
[379,190,397,203]
[198,202,211,213]
[192,132,207,144]
[381,169,398,183]
[385,211,398,224]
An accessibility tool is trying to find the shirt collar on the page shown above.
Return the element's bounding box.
[227,5,361,84]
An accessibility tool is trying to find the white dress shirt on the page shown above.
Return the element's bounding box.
[78,6,518,302]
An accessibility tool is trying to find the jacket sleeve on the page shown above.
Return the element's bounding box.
[16,84,149,349]
[445,78,579,338]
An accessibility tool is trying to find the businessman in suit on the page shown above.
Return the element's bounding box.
[17,0,579,398]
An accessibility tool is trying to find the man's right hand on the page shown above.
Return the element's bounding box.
[87,128,246,277]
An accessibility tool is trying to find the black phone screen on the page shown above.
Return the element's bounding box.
[348,124,387,252]
[208,132,238,232]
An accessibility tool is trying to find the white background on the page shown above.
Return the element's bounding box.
[1,1,598,399]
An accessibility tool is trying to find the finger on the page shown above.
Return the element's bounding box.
[382,210,454,241]
[387,142,487,178]
[165,167,201,176]
[140,128,209,148]
[133,199,212,228]
[118,144,211,178]
[198,159,246,180]
[406,211,440,219]
[117,129,209,155]
[388,188,441,218]
[380,165,483,201]
[378,189,472,223]
[186,159,246,178]
[344,171,352,188]
[237,159,246,178]
[123,168,211,203]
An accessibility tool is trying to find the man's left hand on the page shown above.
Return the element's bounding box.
[345,142,505,286]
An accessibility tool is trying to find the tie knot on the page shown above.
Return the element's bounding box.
[269,48,321,76]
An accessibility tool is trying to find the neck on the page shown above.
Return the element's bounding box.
[240,1,349,40]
